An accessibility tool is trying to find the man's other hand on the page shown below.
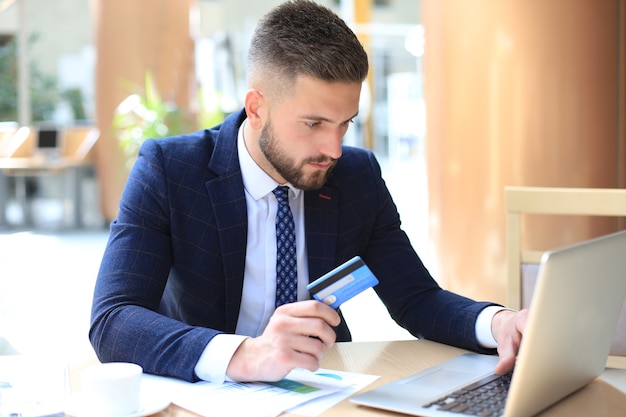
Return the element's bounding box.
[492,308,529,375]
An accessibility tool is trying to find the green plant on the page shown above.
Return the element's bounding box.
[113,72,227,169]
[112,72,196,169]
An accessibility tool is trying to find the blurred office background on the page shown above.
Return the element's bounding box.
[0,0,425,230]
[0,0,425,358]
[0,0,624,359]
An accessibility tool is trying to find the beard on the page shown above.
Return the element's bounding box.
[259,119,337,190]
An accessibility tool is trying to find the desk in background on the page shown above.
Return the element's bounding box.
[0,126,100,229]
[0,157,94,228]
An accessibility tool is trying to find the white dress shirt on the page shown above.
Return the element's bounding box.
[194,122,502,382]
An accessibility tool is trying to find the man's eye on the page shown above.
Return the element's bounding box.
[339,119,355,128]
[306,121,321,128]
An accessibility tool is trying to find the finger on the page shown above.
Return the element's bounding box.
[286,347,323,373]
[270,306,336,337]
[306,325,337,348]
[287,333,327,361]
[495,346,516,375]
[265,308,338,351]
[494,325,520,375]
[516,309,530,332]
[277,315,337,349]
[277,300,341,327]
[263,334,325,375]
[494,311,528,374]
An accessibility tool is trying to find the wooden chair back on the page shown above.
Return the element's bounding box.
[0,127,32,158]
[62,126,100,161]
[505,186,626,369]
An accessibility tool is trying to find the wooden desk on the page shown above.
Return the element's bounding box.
[0,126,99,228]
[0,156,94,228]
[153,339,626,417]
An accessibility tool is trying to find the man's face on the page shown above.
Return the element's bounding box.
[255,76,362,190]
[259,117,334,190]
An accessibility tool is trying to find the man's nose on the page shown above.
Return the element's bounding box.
[319,129,343,160]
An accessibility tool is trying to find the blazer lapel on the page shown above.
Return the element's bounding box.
[202,109,343,331]
[304,186,339,282]
[205,110,248,333]
[304,187,354,341]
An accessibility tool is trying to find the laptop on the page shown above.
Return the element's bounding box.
[351,230,626,417]
[34,127,63,160]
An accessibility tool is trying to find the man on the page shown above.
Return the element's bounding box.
[90,0,527,384]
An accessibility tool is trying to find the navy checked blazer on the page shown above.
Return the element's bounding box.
[90,109,496,382]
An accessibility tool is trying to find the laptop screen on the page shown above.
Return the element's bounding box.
[37,129,59,150]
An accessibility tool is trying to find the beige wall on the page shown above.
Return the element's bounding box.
[92,0,196,221]
[423,0,625,304]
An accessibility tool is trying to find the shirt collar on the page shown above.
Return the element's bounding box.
[237,120,301,200]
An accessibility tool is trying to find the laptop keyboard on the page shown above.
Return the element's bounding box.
[424,372,513,417]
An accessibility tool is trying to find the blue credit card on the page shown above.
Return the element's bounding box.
[307,256,379,309]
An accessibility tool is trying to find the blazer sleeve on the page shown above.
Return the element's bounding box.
[332,149,498,353]
[89,139,219,382]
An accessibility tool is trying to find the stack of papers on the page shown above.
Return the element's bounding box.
[143,368,379,417]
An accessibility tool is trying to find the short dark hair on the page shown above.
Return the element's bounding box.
[247,0,369,92]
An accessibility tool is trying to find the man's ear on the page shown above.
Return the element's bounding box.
[244,89,265,130]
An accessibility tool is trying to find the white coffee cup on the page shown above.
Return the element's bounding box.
[81,362,143,416]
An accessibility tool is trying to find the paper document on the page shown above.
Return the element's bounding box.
[285,368,380,416]
[144,367,378,417]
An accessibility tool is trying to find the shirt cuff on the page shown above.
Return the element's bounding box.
[194,334,248,383]
[475,305,508,349]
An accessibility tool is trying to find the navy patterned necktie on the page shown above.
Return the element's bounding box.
[273,186,297,307]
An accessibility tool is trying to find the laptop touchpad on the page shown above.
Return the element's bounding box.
[403,368,476,391]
